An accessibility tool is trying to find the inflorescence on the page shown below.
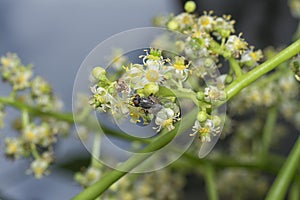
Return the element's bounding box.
[0,53,70,179]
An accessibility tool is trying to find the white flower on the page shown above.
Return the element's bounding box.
[225,35,248,56]
[5,138,24,158]
[23,124,39,143]
[240,49,263,66]
[85,167,101,186]
[167,56,191,82]
[204,86,226,102]
[191,119,220,142]
[10,66,32,90]
[198,14,214,31]
[89,85,114,112]
[31,76,51,96]
[36,123,55,147]
[154,107,180,132]
[122,60,169,90]
[30,158,49,179]
[174,13,195,30]
[143,60,166,84]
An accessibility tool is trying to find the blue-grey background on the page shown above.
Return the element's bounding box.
[0,1,179,199]
[0,0,296,199]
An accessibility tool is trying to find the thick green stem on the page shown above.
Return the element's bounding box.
[265,136,300,200]
[289,178,300,200]
[72,109,197,200]
[203,163,219,200]
[226,39,300,100]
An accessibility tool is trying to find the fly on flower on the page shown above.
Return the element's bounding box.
[132,94,162,114]
[129,91,181,127]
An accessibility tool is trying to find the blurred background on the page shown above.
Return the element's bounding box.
[0,0,297,199]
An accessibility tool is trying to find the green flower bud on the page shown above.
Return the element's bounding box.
[197,111,207,122]
[144,82,159,96]
[92,66,106,80]
[225,75,233,84]
[196,91,205,101]
[184,1,196,13]
[219,29,231,39]
[167,20,179,31]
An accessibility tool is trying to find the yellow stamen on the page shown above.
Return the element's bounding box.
[162,118,173,127]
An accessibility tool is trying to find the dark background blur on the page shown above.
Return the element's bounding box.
[0,0,297,199]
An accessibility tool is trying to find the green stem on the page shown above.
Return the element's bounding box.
[31,143,40,159]
[21,109,29,128]
[265,136,300,200]
[203,163,219,200]
[226,39,300,101]
[0,96,74,123]
[185,151,300,177]
[289,178,300,200]
[228,57,242,77]
[260,106,277,158]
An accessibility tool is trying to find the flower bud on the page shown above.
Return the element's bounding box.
[197,111,207,122]
[167,20,179,31]
[144,82,159,96]
[184,1,196,13]
[92,66,106,80]
[196,91,205,101]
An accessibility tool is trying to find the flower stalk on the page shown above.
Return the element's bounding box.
[226,38,300,101]
[265,136,300,200]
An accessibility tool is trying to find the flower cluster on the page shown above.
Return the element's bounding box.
[89,48,186,133]
[89,46,226,143]
[0,53,32,90]
[75,164,185,200]
[217,169,268,200]
[75,166,102,187]
[89,3,265,143]
[230,50,300,132]
[154,8,263,73]
[0,53,70,179]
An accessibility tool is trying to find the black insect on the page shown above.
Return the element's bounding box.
[132,94,162,114]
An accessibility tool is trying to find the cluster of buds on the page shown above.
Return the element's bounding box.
[0,53,70,179]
